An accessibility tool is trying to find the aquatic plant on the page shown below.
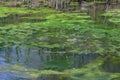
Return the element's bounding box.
[0,6,57,17]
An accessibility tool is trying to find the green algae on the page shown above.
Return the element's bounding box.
[102,9,120,25]
[0,10,120,55]
[0,6,57,17]
[62,58,120,80]
[42,59,71,71]
[0,6,120,80]
[1,58,120,80]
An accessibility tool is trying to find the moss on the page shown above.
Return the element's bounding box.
[36,74,73,80]
[62,58,120,80]
[0,2,120,80]
[0,6,57,17]
[42,59,71,71]
[0,10,120,54]
[69,2,79,6]
[111,77,120,80]
[102,9,120,25]
[0,58,120,80]
[104,56,120,64]
[111,56,120,64]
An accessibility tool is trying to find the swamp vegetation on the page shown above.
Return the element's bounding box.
[0,0,120,80]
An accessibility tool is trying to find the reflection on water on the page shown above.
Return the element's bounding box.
[0,45,99,70]
[0,72,29,80]
[0,13,47,26]
[0,4,119,80]
[102,56,120,73]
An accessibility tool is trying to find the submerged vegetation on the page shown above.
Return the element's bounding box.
[0,6,57,17]
[0,10,119,55]
[0,0,120,80]
[102,9,120,24]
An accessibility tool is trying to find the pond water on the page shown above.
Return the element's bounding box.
[0,11,99,70]
[0,4,120,80]
[0,13,47,26]
[0,72,29,80]
[0,46,99,69]
[0,10,101,80]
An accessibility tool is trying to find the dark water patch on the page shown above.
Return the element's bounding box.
[102,56,120,73]
[71,53,99,68]
[73,73,85,78]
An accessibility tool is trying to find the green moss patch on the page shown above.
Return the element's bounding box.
[0,6,57,17]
